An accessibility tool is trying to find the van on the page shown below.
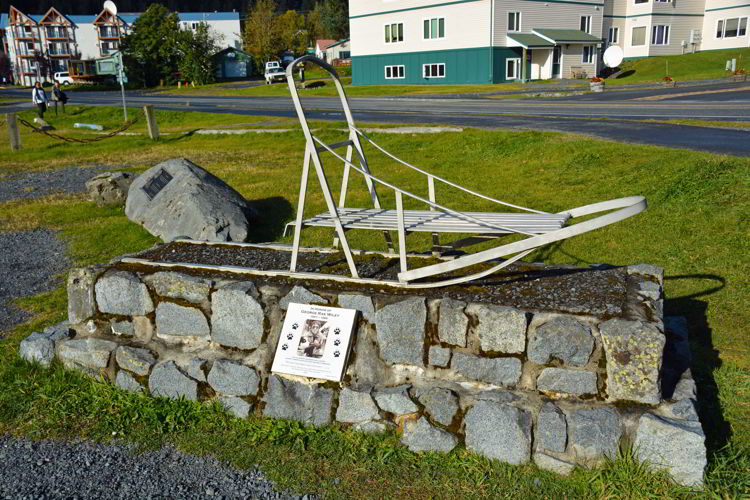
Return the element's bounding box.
[54,71,73,85]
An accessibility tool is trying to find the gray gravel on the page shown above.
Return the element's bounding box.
[0,229,71,333]
[0,435,318,500]
[0,166,105,203]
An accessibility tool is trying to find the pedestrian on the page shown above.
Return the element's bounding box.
[31,81,47,119]
[52,81,68,114]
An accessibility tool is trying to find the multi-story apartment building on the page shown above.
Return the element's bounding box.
[350,0,749,85]
[1,6,242,86]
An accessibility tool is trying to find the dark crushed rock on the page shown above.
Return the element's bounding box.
[0,435,319,500]
[131,242,627,317]
[0,166,106,203]
[0,229,70,333]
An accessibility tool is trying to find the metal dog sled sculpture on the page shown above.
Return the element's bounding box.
[284,56,646,288]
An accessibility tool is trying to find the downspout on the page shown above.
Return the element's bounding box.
[489,0,494,83]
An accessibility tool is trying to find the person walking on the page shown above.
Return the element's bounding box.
[52,81,68,114]
[31,81,47,119]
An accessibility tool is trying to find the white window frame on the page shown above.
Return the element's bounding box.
[608,27,619,44]
[580,16,592,34]
[506,58,521,80]
[384,22,404,44]
[582,45,595,63]
[384,65,405,79]
[651,24,670,45]
[422,63,445,78]
[423,17,445,39]
[716,17,748,38]
[631,26,647,46]
[508,12,521,33]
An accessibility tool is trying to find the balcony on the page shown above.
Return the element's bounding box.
[98,28,120,39]
[14,29,37,40]
[48,46,71,56]
[46,28,70,39]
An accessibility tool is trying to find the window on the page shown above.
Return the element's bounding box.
[580,16,592,34]
[506,58,521,79]
[582,45,595,63]
[424,17,445,39]
[385,65,405,79]
[608,27,619,44]
[654,0,671,2]
[385,23,403,43]
[508,12,521,32]
[634,0,648,3]
[423,63,445,78]
[717,17,748,38]
[632,26,646,46]
[651,24,670,45]
[191,22,198,29]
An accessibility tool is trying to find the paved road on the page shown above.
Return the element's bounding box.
[2,82,749,155]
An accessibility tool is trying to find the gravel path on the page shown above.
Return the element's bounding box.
[0,166,105,203]
[0,435,318,500]
[0,229,71,333]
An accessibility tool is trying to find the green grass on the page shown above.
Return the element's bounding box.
[0,106,749,498]
[160,75,535,97]
[606,48,750,86]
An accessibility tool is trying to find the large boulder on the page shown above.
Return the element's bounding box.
[86,172,136,207]
[125,158,255,242]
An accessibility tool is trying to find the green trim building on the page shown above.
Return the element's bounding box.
[349,0,606,85]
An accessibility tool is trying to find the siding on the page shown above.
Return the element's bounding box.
[561,44,598,77]
[647,15,704,55]
[350,1,491,56]
[351,46,522,84]
[701,0,750,50]
[495,0,604,46]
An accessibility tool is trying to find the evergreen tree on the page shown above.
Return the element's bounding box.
[120,3,181,87]
[319,0,348,39]
[178,22,221,85]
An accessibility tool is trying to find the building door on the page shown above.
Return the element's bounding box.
[552,46,561,78]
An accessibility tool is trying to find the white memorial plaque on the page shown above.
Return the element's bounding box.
[271,303,358,382]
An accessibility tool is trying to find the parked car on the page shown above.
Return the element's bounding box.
[264,66,286,84]
[265,61,281,72]
[54,71,73,85]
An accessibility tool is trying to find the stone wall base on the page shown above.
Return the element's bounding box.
[21,258,706,488]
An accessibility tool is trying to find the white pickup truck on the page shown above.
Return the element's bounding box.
[264,66,286,84]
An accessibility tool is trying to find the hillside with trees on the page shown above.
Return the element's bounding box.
[2,0,325,15]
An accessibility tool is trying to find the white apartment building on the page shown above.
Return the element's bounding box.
[1,6,242,86]
[350,0,749,85]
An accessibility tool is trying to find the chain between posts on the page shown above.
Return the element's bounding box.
[16,116,138,144]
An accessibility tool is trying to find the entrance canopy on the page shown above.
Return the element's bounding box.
[533,29,602,44]
[506,33,555,49]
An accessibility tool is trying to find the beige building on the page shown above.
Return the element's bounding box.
[350,0,749,85]
[350,0,604,85]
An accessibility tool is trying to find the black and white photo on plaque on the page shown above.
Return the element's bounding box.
[271,303,358,382]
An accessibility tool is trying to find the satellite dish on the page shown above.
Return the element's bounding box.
[603,45,623,68]
[103,0,117,16]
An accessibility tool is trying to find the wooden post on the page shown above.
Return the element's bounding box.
[143,105,159,140]
[7,113,21,151]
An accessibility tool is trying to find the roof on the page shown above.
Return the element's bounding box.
[326,38,350,48]
[179,12,239,22]
[213,46,252,57]
[4,11,238,27]
[533,29,602,43]
[507,33,554,49]
[316,39,336,50]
